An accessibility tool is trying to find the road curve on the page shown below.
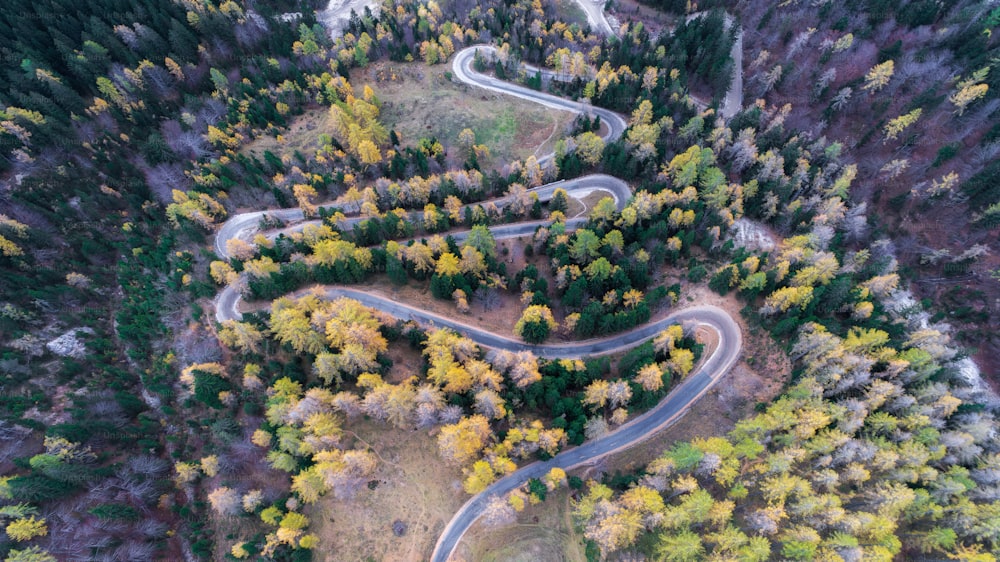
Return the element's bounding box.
[209,41,741,562]
[452,45,628,167]
[213,174,629,261]
[430,304,741,562]
[572,0,615,37]
[216,209,590,325]
[214,46,628,261]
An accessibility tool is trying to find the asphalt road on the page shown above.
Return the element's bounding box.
[215,212,592,325]
[212,174,629,261]
[214,45,629,261]
[571,0,615,36]
[451,45,628,167]
[429,304,741,562]
[210,42,742,562]
[214,282,742,562]
[213,279,742,562]
[679,12,743,119]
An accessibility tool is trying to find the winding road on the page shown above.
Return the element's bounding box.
[430,305,740,562]
[452,46,628,167]
[213,47,628,261]
[573,0,615,37]
[214,173,628,324]
[213,174,629,262]
[210,40,743,562]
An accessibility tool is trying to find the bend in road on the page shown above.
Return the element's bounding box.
[572,0,615,37]
[452,45,628,168]
[214,46,629,261]
[213,174,628,261]
[429,305,741,562]
[209,38,742,562]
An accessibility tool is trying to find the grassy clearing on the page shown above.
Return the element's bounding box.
[554,0,589,27]
[458,487,587,562]
[568,189,614,219]
[242,59,576,169]
[353,61,575,167]
[240,107,333,161]
[358,274,526,335]
[307,418,466,562]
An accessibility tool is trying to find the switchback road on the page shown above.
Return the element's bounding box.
[429,304,740,562]
[213,174,628,261]
[214,41,631,260]
[452,45,628,167]
[210,42,741,562]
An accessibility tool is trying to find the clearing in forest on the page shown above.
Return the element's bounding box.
[307,419,466,562]
[241,60,576,168]
[353,61,576,166]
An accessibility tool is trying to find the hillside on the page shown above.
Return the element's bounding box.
[0,0,998,561]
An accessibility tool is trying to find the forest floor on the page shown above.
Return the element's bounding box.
[459,487,587,562]
[239,106,336,162]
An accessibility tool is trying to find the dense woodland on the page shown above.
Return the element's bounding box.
[0,0,998,560]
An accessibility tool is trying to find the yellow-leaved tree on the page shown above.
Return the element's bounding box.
[883,109,921,141]
[437,415,492,465]
[862,60,894,93]
[6,516,47,541]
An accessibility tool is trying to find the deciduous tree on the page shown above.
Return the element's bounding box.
[5,517,47,542]
[437,415,492,465]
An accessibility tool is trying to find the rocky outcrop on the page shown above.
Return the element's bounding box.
[46,327,95,359]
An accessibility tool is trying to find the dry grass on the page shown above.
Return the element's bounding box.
[241,59,576,171]
[352,61,576,167]
[307,418,466,562]
[573,190,614,218]
[382,339,424,384]
[553,0,589,27]
[361,274,526,336]
[563,196,586,218]
[456,488,587,562]
[241,107,334,160]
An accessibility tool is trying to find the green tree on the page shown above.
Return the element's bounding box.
[464,225,498,261]
[514,305,557,344]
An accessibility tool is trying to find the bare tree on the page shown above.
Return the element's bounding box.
[415,402,440,429]
[439,404,464,425]
[144,163,189,204]
[813,68,837,99]
[831,87,853,111]
[481,494,516,527]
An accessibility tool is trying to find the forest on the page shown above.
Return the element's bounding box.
[0,0,998,561]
